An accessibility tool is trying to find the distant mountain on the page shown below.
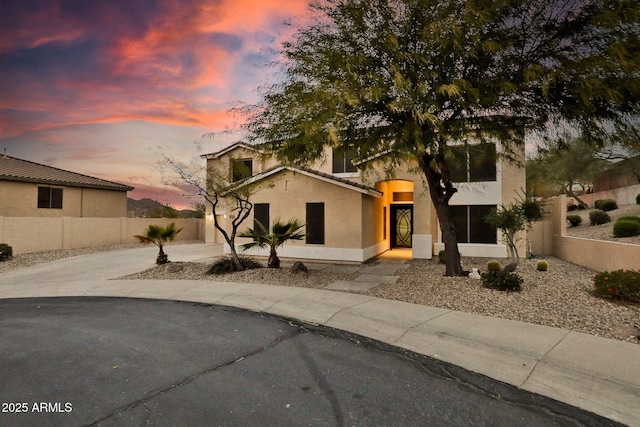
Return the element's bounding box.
[127,198,204,218]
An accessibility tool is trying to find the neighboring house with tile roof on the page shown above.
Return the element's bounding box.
[0,155,134,218]
[202,140,525,262]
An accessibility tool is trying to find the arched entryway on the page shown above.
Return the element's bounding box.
[376,179,415,251]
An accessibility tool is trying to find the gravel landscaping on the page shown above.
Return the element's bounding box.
[566,203,640,244]
[1,235,638,345]
[121,256,640,345]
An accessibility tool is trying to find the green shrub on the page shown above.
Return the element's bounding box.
[617,215,640,224]
[207,256,263,274]
[594,199,618,211]
[438,250,446,264]
[536,260,549,271]
[567,204,578,212]
[0,243,13,261]
[613,219,640,238]
[566,215,582,227]
[589,210,611,225]
[486,259,502,272]
[636,193,640,204]
[593,270,640,303]
[481,270,523,291]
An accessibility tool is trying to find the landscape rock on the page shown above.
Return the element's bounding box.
[291,261,308,274]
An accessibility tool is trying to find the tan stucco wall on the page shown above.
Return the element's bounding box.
[0,217,204,254]
[500,146,528,257]
[0,180,128,218]
[529,195,640,271]
[237,170,369,249]
[207,146,280,182]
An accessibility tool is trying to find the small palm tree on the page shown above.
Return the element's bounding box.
[134,223,183,264]
[239,219,305,268]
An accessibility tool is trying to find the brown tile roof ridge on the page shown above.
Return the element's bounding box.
[0,155,134,191]
[227,164,382,197]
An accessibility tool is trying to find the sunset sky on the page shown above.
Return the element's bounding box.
[0,0,310,209]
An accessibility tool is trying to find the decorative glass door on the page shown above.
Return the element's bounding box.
[391,205,413,248]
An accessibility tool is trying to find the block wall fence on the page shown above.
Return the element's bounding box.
[529,194,640,272]
[0,217,205,254]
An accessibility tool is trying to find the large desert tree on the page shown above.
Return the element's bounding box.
[244,0,640,275]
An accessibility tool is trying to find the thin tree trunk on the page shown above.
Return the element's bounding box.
[156,246,168,265]
[228,244,244,271]
[564,183,589,209]
[268,246,280,268]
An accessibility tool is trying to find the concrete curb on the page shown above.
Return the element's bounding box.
[0,244,638,426]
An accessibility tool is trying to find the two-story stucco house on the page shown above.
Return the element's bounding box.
[202,141,525,262]
[0,155,133,218]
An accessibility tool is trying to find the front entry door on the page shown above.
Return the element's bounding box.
[390,204,413,248]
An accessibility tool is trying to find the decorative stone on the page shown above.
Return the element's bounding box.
[291,261,308,273]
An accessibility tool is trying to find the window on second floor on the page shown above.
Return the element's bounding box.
[332,146,358,174]
[38,186,63,209]
[231,159,253,182]
[449,143,497,182]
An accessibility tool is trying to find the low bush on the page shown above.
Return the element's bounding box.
[613,219,640,238]
[636,193,640,204]
[0,243,13,261]
[617,215,640,224]
[566,215,582,227]
[486,259,501,272]
[589,210,611,225]
[594,199,618,211]
[593,270,640,303]
[481,270,523,291]
[207,256,263,274]
[536,260,549,271]
[567,204,578,212]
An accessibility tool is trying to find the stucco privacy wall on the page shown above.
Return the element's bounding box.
[575,183,640,208]
[0,217,204,254]
[529,195,640,271]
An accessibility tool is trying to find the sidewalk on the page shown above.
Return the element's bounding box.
[0,243,638,426]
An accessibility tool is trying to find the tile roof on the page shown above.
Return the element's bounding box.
[225,165,382,197]
[0,155,134,191]
[201,141,263,159]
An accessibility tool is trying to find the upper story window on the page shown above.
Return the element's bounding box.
[449,143,497,182]
[231,159,253,182]
[332,146,358,174]
[38,186,63,209]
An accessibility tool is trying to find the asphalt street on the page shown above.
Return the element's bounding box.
[0,297,621,427]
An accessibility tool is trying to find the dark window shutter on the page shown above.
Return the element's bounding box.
[254,203,269,234]
[306,202,325,244]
